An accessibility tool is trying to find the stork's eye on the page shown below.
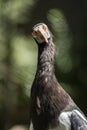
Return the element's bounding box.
[34,31,38,35]
[32,31,38,38]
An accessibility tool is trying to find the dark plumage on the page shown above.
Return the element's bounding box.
[29,23,87,130]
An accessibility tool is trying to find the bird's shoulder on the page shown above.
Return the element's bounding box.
[57,109,87,130]
[70,109,87,130]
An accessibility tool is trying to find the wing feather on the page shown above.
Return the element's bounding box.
[70,110,87,130]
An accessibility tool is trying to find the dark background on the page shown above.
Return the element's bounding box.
[0,0,87,129]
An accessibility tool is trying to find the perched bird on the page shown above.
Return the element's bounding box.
[29,23,87,130]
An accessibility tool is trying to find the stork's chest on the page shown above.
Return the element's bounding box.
[31,111,71,130]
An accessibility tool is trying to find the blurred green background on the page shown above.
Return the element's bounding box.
[0,0,87,130]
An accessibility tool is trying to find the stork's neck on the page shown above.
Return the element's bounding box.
[37,38,56,77]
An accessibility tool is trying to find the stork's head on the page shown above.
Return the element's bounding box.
[32,23,51,44]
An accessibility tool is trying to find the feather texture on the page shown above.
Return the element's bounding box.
[29,23,87,130]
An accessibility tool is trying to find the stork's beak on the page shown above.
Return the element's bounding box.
[32,24,50,44]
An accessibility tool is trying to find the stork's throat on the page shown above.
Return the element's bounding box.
[37,41,56,79]
[37,61,54,78]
